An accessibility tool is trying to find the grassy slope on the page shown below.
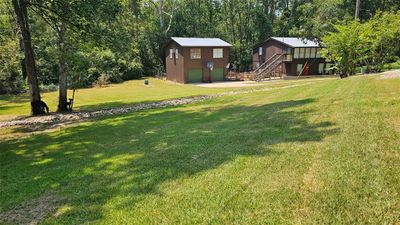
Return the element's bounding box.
[0,77,328,121]
[0,75,399,224]
[0,78,226,121]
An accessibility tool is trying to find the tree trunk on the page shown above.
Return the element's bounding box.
[12,0,44,115]
[159,0,164,30]
[355,0,361,20]
[18,36,27,80]
[57,21,69,112]
[229,0,235,43]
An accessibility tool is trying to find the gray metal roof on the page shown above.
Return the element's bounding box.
[271,37,319,48]
[171,37,233,47]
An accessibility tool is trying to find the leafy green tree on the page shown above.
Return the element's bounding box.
[322,21,371,76]
[363,11,400,71]
[0,2,25,94]
[28,0,121,112]
[322,11,400,76]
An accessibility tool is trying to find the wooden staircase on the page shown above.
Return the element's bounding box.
[252,53,284,81]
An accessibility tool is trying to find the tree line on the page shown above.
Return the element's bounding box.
[0,0,399,114]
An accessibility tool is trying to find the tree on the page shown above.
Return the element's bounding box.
[322,21,370,76]
[28,0,122,112]
[0,2,25,94]
[11,0,45,115]
[363,11,400,71]
[322,11,400,76]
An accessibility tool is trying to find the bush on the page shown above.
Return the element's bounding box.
[120,59,144,80]
[0,40,26,94]
[322,12,400,76]
[39,83,58,92]
[92,74,110,87]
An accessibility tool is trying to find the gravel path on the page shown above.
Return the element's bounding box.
[0,81,318,128]
[380,69,400,79]
[0,96,212,128]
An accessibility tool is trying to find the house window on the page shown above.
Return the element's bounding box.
[213,48,223,58]
[305,48,311,58]
[294,48,300,59]
[299,48,305,59]
[325,63,332,74]
[318,63,324,74]
[190,48,201,59]
[175,48,179,59]
[286,47,293,54]
[316,48,322,58]
[297,64,303,74]
[169,49,174,59]
[259,47,263,56]
[310,48,316,58]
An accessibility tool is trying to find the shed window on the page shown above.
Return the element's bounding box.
[213,48,223,58]
[190,48,201,59]
[175,49,179,59]
[299,48,305,59]
[169,49,174,59]
[294,48,300,59]
[259,47,263,56]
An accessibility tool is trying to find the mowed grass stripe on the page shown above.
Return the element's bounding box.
[299,77,400,224]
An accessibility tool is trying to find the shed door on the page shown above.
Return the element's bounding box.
[210,68,224,81]
[187,69,203,83]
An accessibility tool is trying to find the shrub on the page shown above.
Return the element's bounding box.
[39,83,58,92]
[92,74,110,87]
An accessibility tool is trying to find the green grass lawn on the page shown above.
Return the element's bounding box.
[0,77,328,121]
[1,75,399,224]
[0,78,227,121]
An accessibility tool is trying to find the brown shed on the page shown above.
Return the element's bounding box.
[165,37,232,83]
[253,37,331,76]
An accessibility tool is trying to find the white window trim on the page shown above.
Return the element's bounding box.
[169,49,174,59]
[213,48,223,58]
[190,48,201,59]
[175,48,179,59]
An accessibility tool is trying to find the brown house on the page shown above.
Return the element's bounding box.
[165,37,232,83]
[253,37,331,76]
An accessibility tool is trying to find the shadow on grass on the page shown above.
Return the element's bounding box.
[0,98,338,223]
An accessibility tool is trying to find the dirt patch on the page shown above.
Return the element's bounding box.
[380,70,400,79]
[394,118,400,133]
[296,152,324,222]
[193,81,264,88]
[0,194,63,225]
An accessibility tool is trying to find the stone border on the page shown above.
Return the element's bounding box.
[0,82,317,128]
